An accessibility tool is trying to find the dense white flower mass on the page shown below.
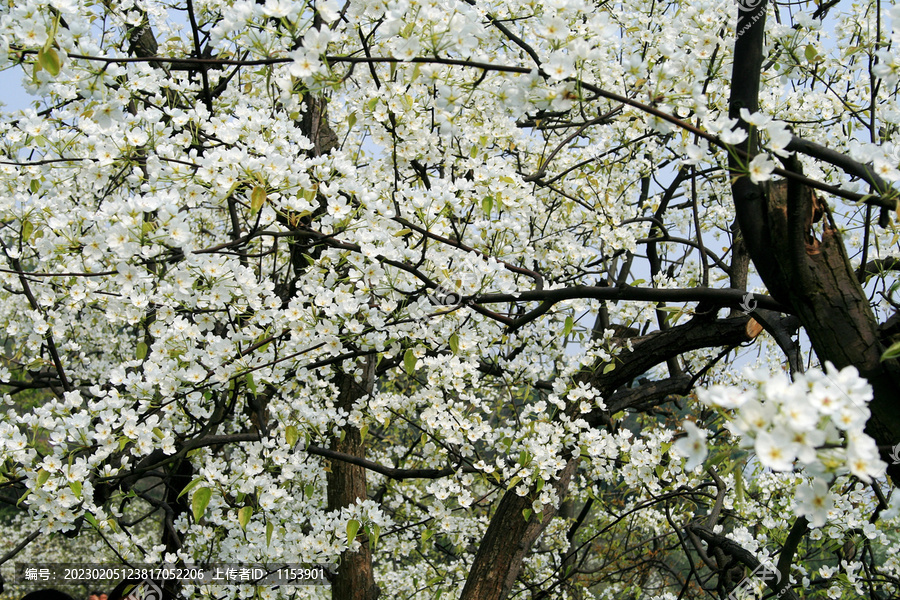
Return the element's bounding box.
[0,0,900,598]
[698,365,887,527]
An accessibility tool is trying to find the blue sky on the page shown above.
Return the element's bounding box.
[0,66,33,113]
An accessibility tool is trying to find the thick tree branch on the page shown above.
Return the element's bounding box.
[606,375,694,414]
[307,445,477,480]
[688,523,801,600]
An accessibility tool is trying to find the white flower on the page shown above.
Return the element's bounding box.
[734,399,775,434]
[740,108,773,128]
[391,37,421,61]
[795,479,833,528]
[719,127,748,145]
[698,385,752,409]
[262,0,297,18]
[288,49,323,78]
[873,158,900,182]
[873,51,899,86]
[545,52,575,81]
[540,16,569,40]
[317,0,341,22]
[778,395,818,432]
[755,429,797,471]
[303,28,334,54]
[846,433,887,483]
[684,142,708,165]
[765,122,793,157]
[672,421,708,471]
[748,154,775,183]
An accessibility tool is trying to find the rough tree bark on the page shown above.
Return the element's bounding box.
[728,0,900,482]
[327,360,380,600]
[459,459,579,600]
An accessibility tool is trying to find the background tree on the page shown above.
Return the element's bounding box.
[1,0,900,599]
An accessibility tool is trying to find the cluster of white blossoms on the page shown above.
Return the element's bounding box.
[674,363,887,527]
[1,0,900,595]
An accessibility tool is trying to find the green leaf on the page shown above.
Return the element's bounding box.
[250,185,267,214]
[563,315,574,336]
[422,528,434,543]
[266,520,274,546]
[22,220,33,241]
[36,469,50,488]
[882,340,900,360]
[482,195,493,215]
[448,333,459,354]
[359,424,368,444]
[602,362,615,374]
[285,425,299,447]
[136,341,148,360]
[368,523,380,550]
[84,513,98,529]
[238,506,253,530]
[804,44,818,62]
[519,450,531,466]
[177,477,206,499]
[301,185,318,202]
[192,487,212,522]
[246,372,258,396]
[29,179,40,193]
[347,111,357,130]
[522,508,532,522]
[38,47,60,76]
[346,518,361,541]
[404,348,417,375]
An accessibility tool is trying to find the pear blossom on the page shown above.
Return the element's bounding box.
[0,0,899,597]
[795,479,834,528]
[748,153,775,183]
[672,420,708,471]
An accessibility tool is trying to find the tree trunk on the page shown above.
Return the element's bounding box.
[728,0,900,480]
[327,360,379,600]
[762,180,900,480]
[460,458,578,600]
